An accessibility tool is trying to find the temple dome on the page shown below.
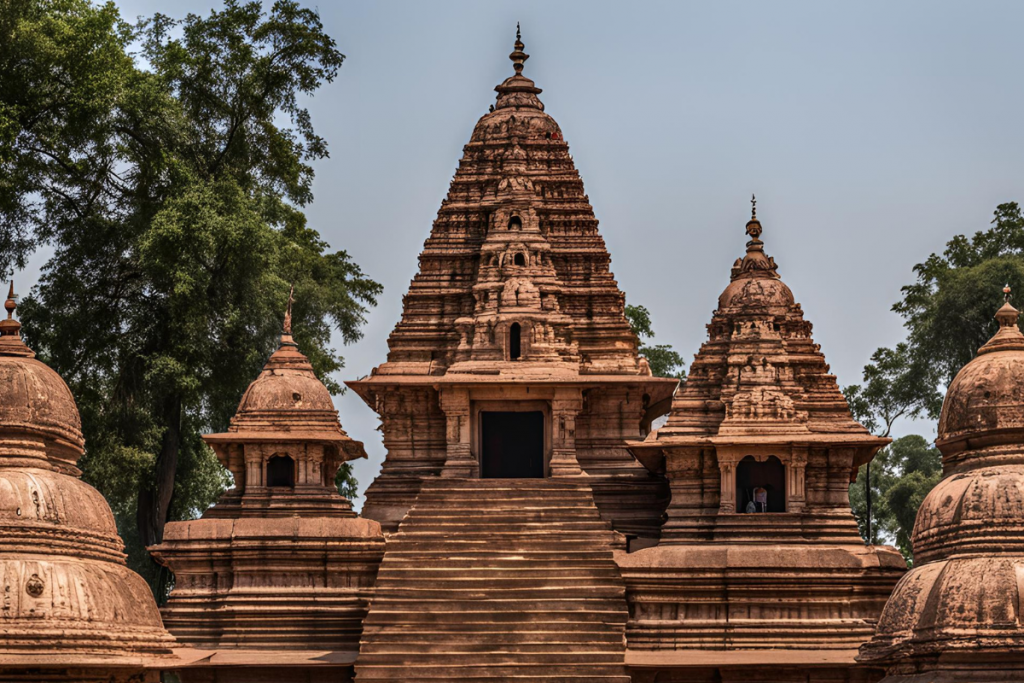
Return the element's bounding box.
[0,284,84,468]
[912,464,1024,563]
[863,555,1024,661]
[716,203,793,312]
[0,282,175,666]
[937,298,1024,455]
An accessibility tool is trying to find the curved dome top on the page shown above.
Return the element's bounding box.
[937,294,1024,457]
[0,282,84,468]
[716,199,793,313]
[206,295,358,449]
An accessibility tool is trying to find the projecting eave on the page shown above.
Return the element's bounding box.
[624,648,862,669]
[346,374,678,408]
[627,431,889,475]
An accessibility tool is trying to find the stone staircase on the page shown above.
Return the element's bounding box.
[354,478,631,682]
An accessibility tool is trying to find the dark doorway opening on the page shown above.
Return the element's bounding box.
[736,455,785,512]
[267,455,295,487]
[481,411,544,478]
[509,323,522,360]
[514,252,526,266]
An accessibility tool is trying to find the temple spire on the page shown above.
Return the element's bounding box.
[510,23,528,76]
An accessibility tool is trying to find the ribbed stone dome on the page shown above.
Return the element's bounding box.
[937,300,1024,457]
[0,282,175,668]
[718,276,795,311]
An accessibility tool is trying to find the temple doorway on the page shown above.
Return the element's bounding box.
[736,455,785,512]
[480,411,545,478]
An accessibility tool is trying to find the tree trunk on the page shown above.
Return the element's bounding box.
[137,395,182,548]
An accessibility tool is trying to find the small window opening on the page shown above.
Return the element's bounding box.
[267,455,295,487]
[510,323,522,360]
[514,253,526,266]
[737,455,785,513]
[508,216,522,230]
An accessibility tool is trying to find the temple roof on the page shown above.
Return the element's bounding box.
[634,201,884,460]
[204,291,365,460]
[350,29,671,400]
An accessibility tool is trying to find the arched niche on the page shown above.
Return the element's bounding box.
[509,322,522,360]
[736,455,785,512]
[513,252,526,266]
[508,216,522,230]
[266,454,295,488]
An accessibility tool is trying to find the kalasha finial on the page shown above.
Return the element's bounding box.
[510,23,528,76]
[283,284,294,335]
[1005,283,1012,303]
[745,195,762,241]
[751,194,757,220]
[995,284,1020,329]
[4,281,15,321]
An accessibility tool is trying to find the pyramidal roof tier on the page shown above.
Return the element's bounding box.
[353,28,654,391]
[636,200,883,458]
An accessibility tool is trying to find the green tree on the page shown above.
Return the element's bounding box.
[625,303,685,378]
[335,461,358,500]
[0,0,380,595]
[895,201,1024,409]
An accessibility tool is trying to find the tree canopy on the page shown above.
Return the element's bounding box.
[844,202,1024,562]
[0,0,379,595]
[625,303,685,379]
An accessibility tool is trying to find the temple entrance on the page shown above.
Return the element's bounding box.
[736,455,785,512]
[480,411,544,478]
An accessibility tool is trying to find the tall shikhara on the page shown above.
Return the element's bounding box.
[348,29,677,537]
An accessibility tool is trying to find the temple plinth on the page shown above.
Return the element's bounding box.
[149,299,385,683]
[859,292,1024,682]
[622,208,906,682]
[0,282,176,682]
[346,28,677,539]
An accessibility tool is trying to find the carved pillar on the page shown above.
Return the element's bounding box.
[439,387,477,478]
[787,446,808,512]
[550,389,584,477]
[244,445,263,492]
[718,452,739,513]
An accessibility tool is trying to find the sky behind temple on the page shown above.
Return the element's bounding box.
[26,1,1024,503]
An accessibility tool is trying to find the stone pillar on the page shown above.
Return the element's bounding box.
[550,389,584,477]
[245,446,264,491]
[439,387,477,478]
[787,446,808,512]
[718,453,738,512]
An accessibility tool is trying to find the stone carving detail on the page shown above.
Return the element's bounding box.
[624,207,905,677]
[347,29,677,538]
[148,304,385,679]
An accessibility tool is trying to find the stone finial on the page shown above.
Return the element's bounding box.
[284,284,294,335]
[995,284,1020,330]
[510,23,529,76]
[0,279,31,357]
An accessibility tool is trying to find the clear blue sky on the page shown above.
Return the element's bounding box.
[30,1,1024,503]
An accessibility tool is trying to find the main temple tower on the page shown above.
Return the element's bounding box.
[347,28,676,538]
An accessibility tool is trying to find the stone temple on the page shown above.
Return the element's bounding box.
[2,28,1023,683]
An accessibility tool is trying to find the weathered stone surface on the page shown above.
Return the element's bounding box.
[346,29,677,538]
[0,282,176,682]
[624,210,905,679]
[859,294,1024,682]
[354,478,631,682]
[150,301,386,682]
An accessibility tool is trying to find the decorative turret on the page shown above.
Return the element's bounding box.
[202,288,367,517]
[0,280,175,679]
[859,288,1024,681]
[620,206,905,680]
[149,291,384,680]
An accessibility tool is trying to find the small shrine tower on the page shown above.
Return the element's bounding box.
[859,289,1024,681]
[347,28,677,538]
[150,294,385,683]
[0,282,175,682]
[622,206,906,682]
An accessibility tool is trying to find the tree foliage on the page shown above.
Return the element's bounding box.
[0,0,380,595]
[625,303,685,378]
[843,202,1024,561]
[848,435,941,562]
